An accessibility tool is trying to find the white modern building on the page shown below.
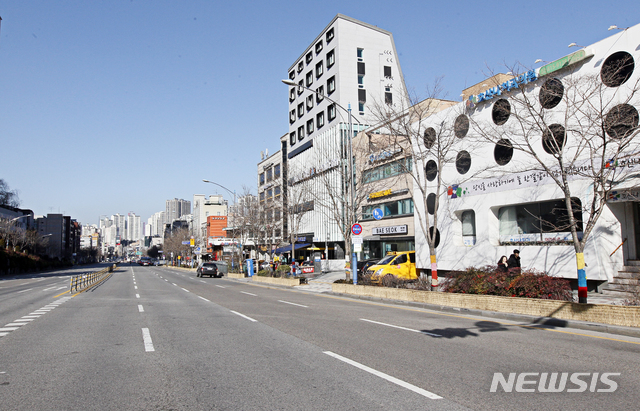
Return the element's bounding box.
[192,194,228,244]
[126,213,141,243]
[409,23,640,294]
[284,14,409,258]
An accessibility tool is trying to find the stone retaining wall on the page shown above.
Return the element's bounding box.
[332,284,640,328]
[251,276,302,287]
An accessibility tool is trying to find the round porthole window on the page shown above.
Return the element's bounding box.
[494,139,513,166]
[456,151,471,174]
[423,127,436,149]
[427,193,438,215]
[539,78,564,109]
[600,51,635,88]
[454,114,470,138]
[604,104,639,139]
[492,99,511,125]
[425,160,438,182]
[542,124,566,155]
[428,226,441,248]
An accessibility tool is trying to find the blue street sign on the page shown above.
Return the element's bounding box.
[373,208,383,220]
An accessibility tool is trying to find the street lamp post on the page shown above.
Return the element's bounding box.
[281,79,360,284]
[202,179,238,269]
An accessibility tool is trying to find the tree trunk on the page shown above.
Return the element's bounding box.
[430,252,438,291]
[576,252,587,304]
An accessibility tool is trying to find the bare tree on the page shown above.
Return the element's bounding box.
[283,164,315,268]
[468,56,640,303]
[0,179,20,207]
[162,227,191,264]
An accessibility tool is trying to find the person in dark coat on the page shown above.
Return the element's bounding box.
[497,256,508,272]
[507,249,521,272]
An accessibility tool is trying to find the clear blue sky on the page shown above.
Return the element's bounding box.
[1,0,637,226]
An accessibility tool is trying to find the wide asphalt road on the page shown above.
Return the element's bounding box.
[1,264,638,410]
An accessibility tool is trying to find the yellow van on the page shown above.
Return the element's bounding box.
[366,251,417,283]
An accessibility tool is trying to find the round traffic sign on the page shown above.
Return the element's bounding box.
[351,223,362,235]
[372,208,383,220]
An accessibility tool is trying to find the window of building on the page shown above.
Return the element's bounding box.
[267,188,273,201]
[456,151,472,174]
[425,160,437,182]
[362,198,414,220]
[297,80,304,95]
[327,49,335,68]
[454,115,470,138]
[384,66,392,78]
[315,40,323,55]
[604,104,639,139]
[297,61,304,73]
[290,132,296,146]
[266,168,273,182]
[492,99,511,125]
[259,173,265,185]
[539,78,564,109]
[316,85,324,103]
[363,157,412,183]
[297,102,304,118]
[274,164,281,178]
[306,94,314,111]
[326,28,334,43]
[275,186,281,197]
[306,118,314,135]
[423,127,436,149]
[289,109,296,124]
[494,139,513,165]
[357,48,364,61]
[289,88,296,102]
[498,198,583,243]
[260,192,265,203]
[461,210,476,246]
[289,71,295,80]
[601,51,635,88]
[542,124,566,155]
[327,76,336,95]
[357,61,365,76]
[358,75,364,88]
[306,52,313,65]
[328,104,336,121]
[306,71,313,87]
[385,92,392,105]
[316,61,324,79]
[316,111,325,129]
[358,102,365,114]
[298,126,304,140]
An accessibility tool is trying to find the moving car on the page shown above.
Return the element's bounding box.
[138,257,152,266]
[366,251,417,283]
[197,262,220,278]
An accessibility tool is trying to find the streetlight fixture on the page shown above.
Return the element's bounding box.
[281,79,361,283]
[202,179,238,269]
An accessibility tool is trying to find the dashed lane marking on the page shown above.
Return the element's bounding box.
[230,311,257,322]
[142,328,155,352]
[324,351,443,400]
[241,291,257,297]
[360,318,442,338]
[138,305,144,313]
[17,288,33,294]
[278,300,308,308]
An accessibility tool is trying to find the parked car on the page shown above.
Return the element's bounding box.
[366,251,417,283]
[358,258,381,276]
[197,262,220,278]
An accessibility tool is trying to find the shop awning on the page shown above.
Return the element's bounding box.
[274,243,311,254]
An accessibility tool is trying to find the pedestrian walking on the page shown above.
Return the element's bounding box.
[507,249,521,272]
[497,255,508,272]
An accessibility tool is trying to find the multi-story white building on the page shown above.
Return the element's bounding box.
[284,14,408,258]
[111,213,126,242]
[192,194,228,243]
[149,211,165,237]
[408,23,640,296]
[257,148,284,258]
[126,213,141,243]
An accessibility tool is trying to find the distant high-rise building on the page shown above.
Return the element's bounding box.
[127,213,141,243]
[165,198,191,224]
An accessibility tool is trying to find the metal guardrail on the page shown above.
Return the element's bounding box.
[69,264,115,292]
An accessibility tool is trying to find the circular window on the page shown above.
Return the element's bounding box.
[427,193,438,215]
[492,99,511,125]
[605,104,639,139]
[601,51,635,87]
[494,139,513,166]
[425,160,438,182]
[542,124,566,155]
[428,226,441,248]
[423,127,436,149]
[454,114,470,138]
[456,151,472,174]
[539,78,564,109]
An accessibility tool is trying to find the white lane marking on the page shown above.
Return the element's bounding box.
[0,333,8,337]
[241,291,257,296]
[13,319,35,323]
[22,315,41,319]
[198,296,210,302]
[29,312,46,316]
[43,287,56,291]
[230,311,257,322]
[136,294,140,299]
[278,300,308,308]
[164,279,168,282]
[323,351,443,400]
[141,328,155,352]
[360,318,442,338]
[172,283,178,286]
[17,288,33,293]
[55,286,67,291]
[215,285,225,289]
[138,305,144,313]
[181,288,190,293]
[4,323,26,327]
[199,280,206,283]
[0,327,20,332]
[134,286,138,290]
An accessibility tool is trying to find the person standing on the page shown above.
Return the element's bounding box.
[497,256,508,272]
[507,249,521,272]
